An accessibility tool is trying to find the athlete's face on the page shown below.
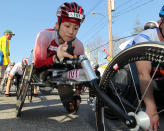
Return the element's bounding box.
[161,20,164,32]
[57,22,80,42]
[159,19,164,40]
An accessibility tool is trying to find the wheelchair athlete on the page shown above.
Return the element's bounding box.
[118,6,164,131]
[5,58,37,96]
[33,2,85,113]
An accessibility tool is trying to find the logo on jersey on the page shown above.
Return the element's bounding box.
[49,45,58,51]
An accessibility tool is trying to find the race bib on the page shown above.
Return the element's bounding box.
[67,69,80,79]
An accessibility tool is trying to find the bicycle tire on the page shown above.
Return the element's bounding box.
[96,42,164,131]
[16,64,33,117]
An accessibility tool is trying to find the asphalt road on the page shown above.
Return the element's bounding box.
[0,89,96,131]
[1,88,164,131]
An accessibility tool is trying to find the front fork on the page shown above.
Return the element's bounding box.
[79,55,137,129]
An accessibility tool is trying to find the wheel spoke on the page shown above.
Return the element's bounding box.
[128,64,141,103]
[135,62,160,113]
[96,42,164,131]
[110,79,128,114]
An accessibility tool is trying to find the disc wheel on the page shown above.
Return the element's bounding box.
[95,42,164,131]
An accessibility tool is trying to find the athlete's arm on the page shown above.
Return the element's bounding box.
[33,31,54,68]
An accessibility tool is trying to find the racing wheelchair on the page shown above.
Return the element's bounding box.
[16,50,96,116]
[16,41,164,131]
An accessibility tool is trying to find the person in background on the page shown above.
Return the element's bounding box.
[0,62,15,94]
[93,64,101,79]
[5,58,37,96]
[0,30,15,84]
[93,64,101,84]
[1,62,15,84]
[5,61,15,75]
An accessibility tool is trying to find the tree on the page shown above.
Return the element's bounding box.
[131,20,144,35]
[85,37,106,66]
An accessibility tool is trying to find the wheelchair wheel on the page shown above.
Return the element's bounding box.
[57,85,79,113]
[96,42,164,131]
[16,64,33,117]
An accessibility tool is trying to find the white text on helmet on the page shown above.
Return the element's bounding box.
[68,12,83,19]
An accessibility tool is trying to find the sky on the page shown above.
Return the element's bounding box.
[0,0,163,63]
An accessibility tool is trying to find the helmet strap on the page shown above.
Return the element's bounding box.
[57,30,65,45]
[57,17,65,44]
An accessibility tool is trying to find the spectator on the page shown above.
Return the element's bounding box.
[0,30,15,84]
[93,64,101,79]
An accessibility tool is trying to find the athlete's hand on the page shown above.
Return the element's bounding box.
[57,42,73,61]
[145,105,159,131]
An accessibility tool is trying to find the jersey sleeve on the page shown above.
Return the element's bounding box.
[33,31,54,68]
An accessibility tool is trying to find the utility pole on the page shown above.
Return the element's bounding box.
[108,0,113,59]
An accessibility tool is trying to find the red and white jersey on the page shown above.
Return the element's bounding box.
[33,28,84,68]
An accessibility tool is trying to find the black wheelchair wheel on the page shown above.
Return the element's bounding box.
[16,64,33,117]
[57,85,79,113]
[96,42,164,131]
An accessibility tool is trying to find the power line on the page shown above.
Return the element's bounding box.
[112,0,154,19]
[80,18,106,39]
[84,21,108,43]
[113,0,139,16]
[80,0,106,40]
[85,0,103,17]
[115,0,136,11]
[89,34,137,53]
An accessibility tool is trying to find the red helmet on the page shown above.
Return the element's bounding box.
[22,57,28,66]
[57,2,85,26]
